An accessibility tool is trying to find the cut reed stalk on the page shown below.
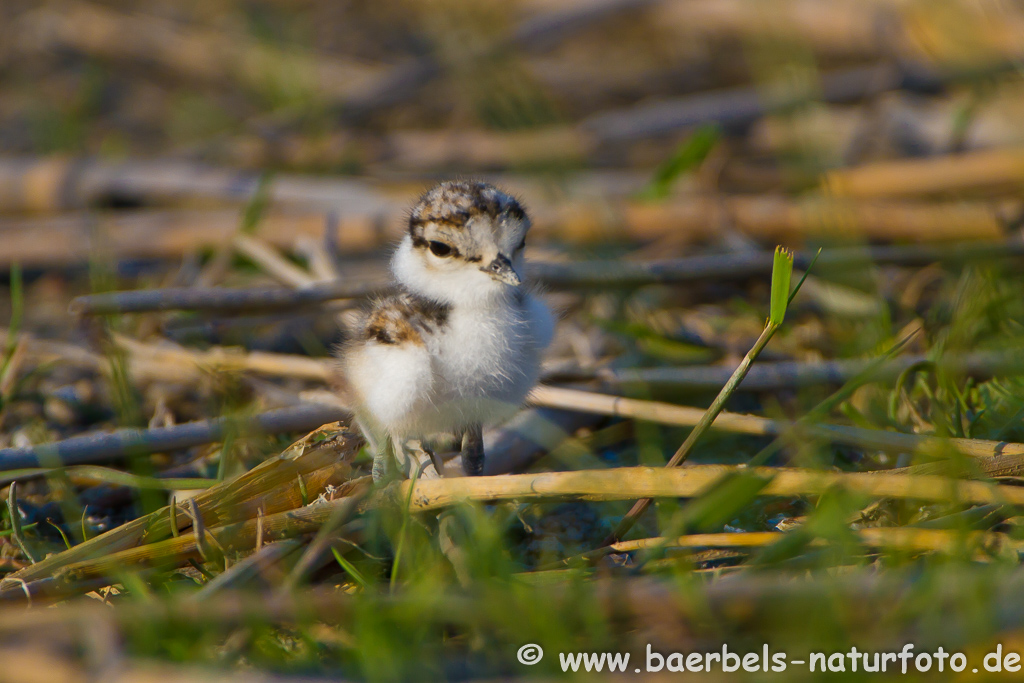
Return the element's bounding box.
[60,492,368,581]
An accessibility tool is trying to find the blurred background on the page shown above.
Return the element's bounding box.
[3,1,1024,681]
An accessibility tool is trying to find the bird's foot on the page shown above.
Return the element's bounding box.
[371,450,395,483]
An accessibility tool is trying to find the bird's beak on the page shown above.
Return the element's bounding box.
[481,254,521,286]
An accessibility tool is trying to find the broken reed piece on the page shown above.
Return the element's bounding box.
[0,422,361,587]
[590,195,1008,245]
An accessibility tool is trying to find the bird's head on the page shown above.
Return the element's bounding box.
[392,180,529,306]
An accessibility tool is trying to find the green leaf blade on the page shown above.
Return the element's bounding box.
[770,246,794,325]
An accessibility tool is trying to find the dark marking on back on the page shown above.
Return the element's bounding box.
[361,288,451,346]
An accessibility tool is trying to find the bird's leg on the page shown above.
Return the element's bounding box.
[371,438,395,483]
[460,424,485,476]
[426,446,446,477]
[359,420,396,484]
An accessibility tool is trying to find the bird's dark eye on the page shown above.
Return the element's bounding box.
[428,241,453,257]
[516,237,526,251]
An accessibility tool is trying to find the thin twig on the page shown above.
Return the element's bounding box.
[591,351,1024,392]
[0,403,348,471]
[69,280,384,316]
[529,385,1024,461]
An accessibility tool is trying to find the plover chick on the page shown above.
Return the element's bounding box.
[338,181,554,480]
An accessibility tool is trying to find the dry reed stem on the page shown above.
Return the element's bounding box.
[530,385,1024,460]
[824,147,1024,198]
[231,234,317,289]
[400,465,1024,511]
[112,334,333,384]
[607,527,1018,555]
[0,404,348,470]
[597,350,1024,391]
[68,281,383,316]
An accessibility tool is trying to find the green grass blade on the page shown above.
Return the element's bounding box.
[331,546,369,589]
[770,246,794,325]
[639,124,719,200]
